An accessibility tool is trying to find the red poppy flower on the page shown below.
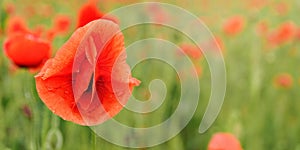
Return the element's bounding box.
[192,63,202,77]
[76,1,104,28]
[268,21,296,46]
[208,133,242,150]
[274,73,293,89]
[35,19,140,126]
[179,44,202,59]
[296,28,300,41]
[44,15,71,41]
[274,2,289,16]
[203,36,225,54]
[6,16,29,36]
[4,3,15,15]
[223,16,245,36]
[3,32,51,68]
[215,36,224,52]
[76,0,118,28]
[53,15,71,34]
[147,3,170,24]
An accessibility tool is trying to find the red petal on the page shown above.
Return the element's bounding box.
[36,19,140,126]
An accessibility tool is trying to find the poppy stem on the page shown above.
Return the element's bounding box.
[41,105,51,150]
[92,131,97,150]
[20,70,42,150]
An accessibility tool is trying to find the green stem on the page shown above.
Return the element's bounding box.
[41,108,50,150]
[93,132,97,150]
[22,71,38,150]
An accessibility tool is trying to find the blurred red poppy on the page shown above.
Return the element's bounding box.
[215,36,225,52]
[223,16,245,36]
[147,3,170,24]
[274,2,289,16]
[3,32,51,68]
[268,21,296,46]
[53,15,71,34]
[179,44,202,59]
[274,73,293,89]
[295,28,300,41]
[6,15,48,39]
[4,3,15,15]
[179,37,224,60]
[6,16,29,36]
[208,133,242,150]
[203,36,225,54]
[45,29,57,42]
[76,0,118,28]
[44,15,71,41]
[35,19,139,125]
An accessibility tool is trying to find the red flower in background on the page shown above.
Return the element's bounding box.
[179,37,224,60]
[53,15,71,34]
[268,21,296,46]
[77,1,103,28]
[296,28,300,41]
[274,2,289,16]
[3,33,51,68]
[6,13,71,42]
[76,0,118,28]
[3,16,52,69]
[223,16,245,36]
[179,44,202,59]
[208,133,242,150]
[35,20,139,125]
[6,16,29,36]
[215,36,224,52]
[203,36,225,54]
[147,3,170,24]
[274,73,293,89]
[45,15,71,41]
[4,3,15,15]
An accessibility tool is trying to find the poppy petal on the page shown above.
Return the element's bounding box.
[35,19,139,125]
